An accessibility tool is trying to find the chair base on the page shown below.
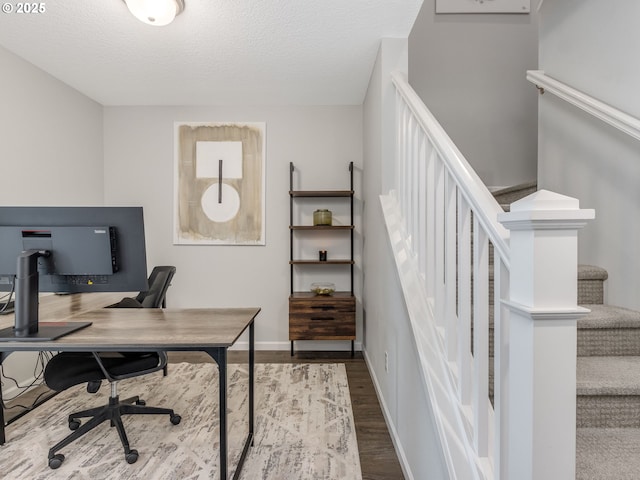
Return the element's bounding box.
[48,393,181,469]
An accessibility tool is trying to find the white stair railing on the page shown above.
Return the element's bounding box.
[381,71,594,479]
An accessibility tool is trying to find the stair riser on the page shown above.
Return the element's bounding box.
[577,396,640,428]
[478,327,640,358]
[579,280,605,305]
[579,329,640,357]
[484,277,604,306]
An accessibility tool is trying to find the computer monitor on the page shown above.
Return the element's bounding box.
[0,206,149,341]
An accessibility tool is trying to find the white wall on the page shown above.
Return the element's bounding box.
[362,38,448,480]
[103,106,363,350]
[0,45,104,398]
[0,46,104,206]
[537,1,640,310]
[407,0,539,188]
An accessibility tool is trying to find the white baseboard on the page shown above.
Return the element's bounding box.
[362,348,415,480]
[230,340,363,352]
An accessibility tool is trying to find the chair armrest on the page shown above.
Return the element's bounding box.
[91,351,168,382]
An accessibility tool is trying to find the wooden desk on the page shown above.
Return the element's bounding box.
[0,293,260,480]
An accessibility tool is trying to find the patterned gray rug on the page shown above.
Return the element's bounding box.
[0,363,362,480]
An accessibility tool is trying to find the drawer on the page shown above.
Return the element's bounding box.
[289,294,355,314]
[289,312,356,340]
[289,302,354,316]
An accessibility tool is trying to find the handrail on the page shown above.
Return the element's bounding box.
[527,70,640,142]
[387,70,514,479]
[391,71,511,266]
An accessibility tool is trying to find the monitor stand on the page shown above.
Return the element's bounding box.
[0,250,93,341]
[0,321,92,342]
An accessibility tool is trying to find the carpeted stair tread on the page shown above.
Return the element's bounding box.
[577,356,640,395]
[578,264,609,281]
[492,181,537,212]
[491,181,537,205]
[578,304,640,329]
[576,428,640,480]
[484,303,635,331]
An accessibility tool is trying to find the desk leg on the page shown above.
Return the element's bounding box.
[205,321,254,480]
[0,352,6,445]
[249,320,255,446]
[206,347,229,480]
[239,320,255,470]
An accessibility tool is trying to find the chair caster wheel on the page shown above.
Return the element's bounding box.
[170,414,181,425]
[125,449,139,464]
[135,399,146,406]
[69,419,81,430]
[49,453,65,469]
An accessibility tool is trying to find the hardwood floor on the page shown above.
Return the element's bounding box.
[261,351,405,480]
[4,350,406,480]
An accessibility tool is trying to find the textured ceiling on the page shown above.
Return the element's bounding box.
[0,0,422,106]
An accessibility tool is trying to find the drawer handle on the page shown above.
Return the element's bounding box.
[311,317,335,321]
[311,306,336,311]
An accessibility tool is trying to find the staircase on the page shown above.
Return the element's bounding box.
[389,71,621,478]
[494,184,640,480]
[576,284,640,479]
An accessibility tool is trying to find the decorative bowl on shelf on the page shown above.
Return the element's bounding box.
[310,282,335,296]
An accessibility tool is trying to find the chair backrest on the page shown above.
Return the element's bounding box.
[135,266,176,308]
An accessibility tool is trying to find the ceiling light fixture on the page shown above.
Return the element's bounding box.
[123,0,185,27]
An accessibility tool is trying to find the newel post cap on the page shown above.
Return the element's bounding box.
[497,189,595,231]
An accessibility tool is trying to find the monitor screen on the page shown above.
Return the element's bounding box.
[0,207,148,294]
[0,206,149,340]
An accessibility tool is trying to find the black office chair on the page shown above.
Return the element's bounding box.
[43,266,179,469]
[108,265,176,309]
[107,265,177,378]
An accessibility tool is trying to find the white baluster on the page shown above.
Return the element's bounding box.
[425,147,436,300]
[417,135,427,280]
[457,193,472,407]
[473,218,489,457]
[445,173,458,362]
[434,157,446,329]
[493,255,509,479]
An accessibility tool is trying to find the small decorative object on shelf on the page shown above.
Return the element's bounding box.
[310,282,335,296]
[319,250,327,261]
[313,209,332,226]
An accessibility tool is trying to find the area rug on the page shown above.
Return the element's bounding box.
[0,363,362,480]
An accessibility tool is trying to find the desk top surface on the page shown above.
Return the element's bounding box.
[0,293,260,351]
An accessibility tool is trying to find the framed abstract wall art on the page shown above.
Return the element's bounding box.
[174,122,266,245]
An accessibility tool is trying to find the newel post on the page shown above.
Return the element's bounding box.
[498,190,594,480]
